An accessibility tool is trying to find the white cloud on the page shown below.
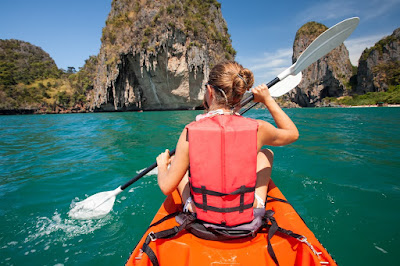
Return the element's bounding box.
[297,0,400,23]
[362,0,400,21]
[237,48,293,84]
[297,0,355,23]
[344,33,390,65]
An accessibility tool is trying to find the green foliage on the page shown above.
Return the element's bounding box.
[352,65,358,75]
[68,55,98,97]
[168,22,175,28]
[144,27,152,36]
[141,37,149,49]
[0,39,61,86]
[134,2,141,13]
[0,39,97,112]
[295,22,328,42]
[55,90,71,106]
[361,34,397,61]
[326,85,400,106]
[166,4,176,14]
[162,0,235,58]
[373,61,400,86]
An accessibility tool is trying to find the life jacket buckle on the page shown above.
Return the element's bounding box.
[148,231,157,242]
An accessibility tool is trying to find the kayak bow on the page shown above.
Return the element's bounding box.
[126,179,337,266]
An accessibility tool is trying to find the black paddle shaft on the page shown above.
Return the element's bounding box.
[239,77,280,112]
[121,161,161,190]
[120,76,281,191]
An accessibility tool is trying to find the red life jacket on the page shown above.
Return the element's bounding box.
[186,114,259,226]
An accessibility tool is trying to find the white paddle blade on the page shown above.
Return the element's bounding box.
[291,17,360,76]
[269,72,302,97]
[68,187,122,220]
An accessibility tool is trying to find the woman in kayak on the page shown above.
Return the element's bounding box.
[156,61,298,219]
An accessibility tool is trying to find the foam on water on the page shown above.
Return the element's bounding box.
[25,211,111,244]
[136,167,159,176]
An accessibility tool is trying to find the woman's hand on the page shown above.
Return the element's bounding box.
[252,84,273,104]
[156,149,172,170]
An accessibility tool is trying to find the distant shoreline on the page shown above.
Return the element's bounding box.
[342,104,400,108]
[1,104,400,115]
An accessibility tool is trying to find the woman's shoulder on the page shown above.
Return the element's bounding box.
[255,119,275,133]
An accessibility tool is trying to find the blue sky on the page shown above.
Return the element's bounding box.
[1,0,399,84]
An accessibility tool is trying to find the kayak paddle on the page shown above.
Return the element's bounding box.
[68,17,359,220]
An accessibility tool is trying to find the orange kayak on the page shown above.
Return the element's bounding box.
[126,180,337,265]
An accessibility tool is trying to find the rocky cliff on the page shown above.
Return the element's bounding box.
[356,28,400,94]
[289,22,353,107]
[90,0,235,111]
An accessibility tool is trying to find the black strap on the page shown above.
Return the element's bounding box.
[262,209,305,265]
[193,201,253,213]
[141,213,196,266]
[264,210,280,265]
[201,186,208,212]
[267,195,290,204]
[148,211,181,228]
[191,184,255,196]
[239,186,245,213]
[267,195,308,225]
[191,185,255,214]
[142,241,159,266]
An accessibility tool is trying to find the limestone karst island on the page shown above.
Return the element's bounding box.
[0,0,399,114]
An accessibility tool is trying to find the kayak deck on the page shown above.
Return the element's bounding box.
[126,180,337,265]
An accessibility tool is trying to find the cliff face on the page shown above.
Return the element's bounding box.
[289,22,353,107]
[356,28,400,94]
[90,0,235,111]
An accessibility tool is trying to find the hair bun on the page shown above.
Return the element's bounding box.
[238,69,254,90]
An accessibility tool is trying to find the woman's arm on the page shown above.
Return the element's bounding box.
[252,84,299,147]
[156,128,190,195]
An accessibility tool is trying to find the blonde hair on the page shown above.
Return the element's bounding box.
[208,61,254,108]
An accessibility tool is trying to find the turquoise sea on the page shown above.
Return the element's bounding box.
[1,107,399,265]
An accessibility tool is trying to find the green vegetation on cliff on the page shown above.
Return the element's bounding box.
[372,61,400,87]
[294,22,328,42]
[324,85,400,106]
[357,28,400,96]
[0,39,61,86]
[0,39,96,113]
[101,0,235,67]
[360,34,397,61]
[325,60,400,106]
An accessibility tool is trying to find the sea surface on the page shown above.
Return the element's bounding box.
[1,107,399,265]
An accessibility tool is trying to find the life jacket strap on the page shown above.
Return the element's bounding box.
[191,185,255,214]
[193,201,254,213]
[191,184,255,196]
